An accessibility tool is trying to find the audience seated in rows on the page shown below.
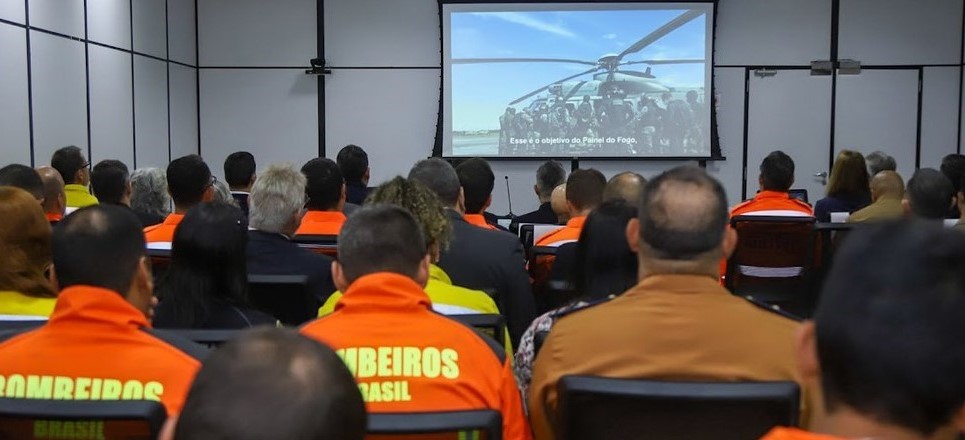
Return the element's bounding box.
[535,168,606,246]
[318,177,512,354]
[603,171,647,207]
[0,187,57,320]
[0,164,44,203]
[223,151,256,216]
[457,158,502,231]
[337,144,371,206]
[903,168,955,221]
[130,167,171,227]
[732,150,813,217]
[761,221,965,440]
[245,164,336,304]
[36,166,66,223]
[514,199,638,400]
[0,205,202,415]
[848,171,904,223]
[813,150,870,222]
[153,202,276,329]
[145,155,215,245]
[410,158,535,347]
[295,157,347,235]
[92,159,164,227]
[165,327,366,440]
[51,145,97,208]
[864,150,896,178]
[510,160,567,232]
[300,205,530,440]
[529,166,812,440]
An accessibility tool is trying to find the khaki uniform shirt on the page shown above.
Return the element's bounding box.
[847,197,903,223]
[528,274,813,440]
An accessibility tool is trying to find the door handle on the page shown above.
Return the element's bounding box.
[814,172,828,178]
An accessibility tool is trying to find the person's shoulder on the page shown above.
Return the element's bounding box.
[739,295,803,325]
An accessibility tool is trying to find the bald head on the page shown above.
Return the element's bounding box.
[603,172,646,208]
[870,171,904,202]
[36,166,66,216]
[550,184,568,223]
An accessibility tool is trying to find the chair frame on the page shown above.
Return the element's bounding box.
[367,410,502,440]
[0,398,167,439]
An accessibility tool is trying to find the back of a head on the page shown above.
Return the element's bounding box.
[870,171,904,199]
[167,155,211,208]
[336,145,368,184]
[0,187,54,297]
[906,168,954,220]
[0,164,44,200]
[90,160,130,205]
[639,166,728,262]
[759,150,795,192]
[175,328,366,440]
[52,204,145,294]
[574,199,638,301]
[536,160,566,199]
[565,168,607,211]
[301,158,344,211]
[36,166,65,210]
[408,158,461,207]
[455,158,495,214]
[223,152,256,190]
[826,150,870,199]
[131,168,170,217]
[50,145,86,185]
[940,153,965,193]
[367,177,452,251]
[337,204,427,283]
[248,164,306,234]
[602,172,646,208]
[865,151,897,177]
[815,221,965,436]
[161,202,248,326]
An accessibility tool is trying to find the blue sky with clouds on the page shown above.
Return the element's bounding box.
[449,7,708,131]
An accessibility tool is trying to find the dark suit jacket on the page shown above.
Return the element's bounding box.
[231,192,250,217]
[246,230,336,304]
[510,202,558,234]
[345,182,370,206]
[437,210,536,347]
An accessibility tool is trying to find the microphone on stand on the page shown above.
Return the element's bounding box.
[504,175,514,217]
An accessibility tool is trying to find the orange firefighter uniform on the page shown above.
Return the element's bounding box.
[295,210,347,236]
[143,213,184,244]
[534,216,586,247]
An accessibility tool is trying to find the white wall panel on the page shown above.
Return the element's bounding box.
[30,30,88,165]
[28,0,84,38]
[87,0,130,50]
[715,0,831,66]
[0,0,25,24]
[168,0,196,65]
[169,64,198,159]
[839,0,962,66]
[488,161,553,216]
[325,0,439,67]
[198,0,314,67]
[324,68,438,187]
[921,67,960,170]
[0,25,30,165]
[88,45,133,166]
[134,55,169,168]
[201,69,317,175]
[707,67,745,206]
[133,0,166,58]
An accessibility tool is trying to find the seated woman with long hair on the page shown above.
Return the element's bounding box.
[0,187,57,320]
[814,150,871,222]
[514,199,638,400]
[153,202,276,329]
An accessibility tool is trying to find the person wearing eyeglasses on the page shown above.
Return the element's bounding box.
[51,145,98,209]
[144,155,216,246]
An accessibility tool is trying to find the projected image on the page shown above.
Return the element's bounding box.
[445,4,712,158]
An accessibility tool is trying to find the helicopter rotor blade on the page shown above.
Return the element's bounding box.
[509,67,600,106]
[561,81,588,102]
[617,9,705,61]
[452,57,597,66]
[621,59,705,66]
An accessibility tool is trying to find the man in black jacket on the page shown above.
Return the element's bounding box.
[510,160,566,233]
[409,158,535,347]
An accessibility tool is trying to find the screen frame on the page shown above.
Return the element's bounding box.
[434,0,723,161]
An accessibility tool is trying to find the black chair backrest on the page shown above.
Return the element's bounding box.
[557,376,800,440]
[247,274,316,326]
[293,234,338,258]
[0,398,166,440]
[788,188,809,203]
[146,248,172,281]
[0,320,45,331]
[448,314,506,348]
[368,410,502,440]
[163,329,242,348]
